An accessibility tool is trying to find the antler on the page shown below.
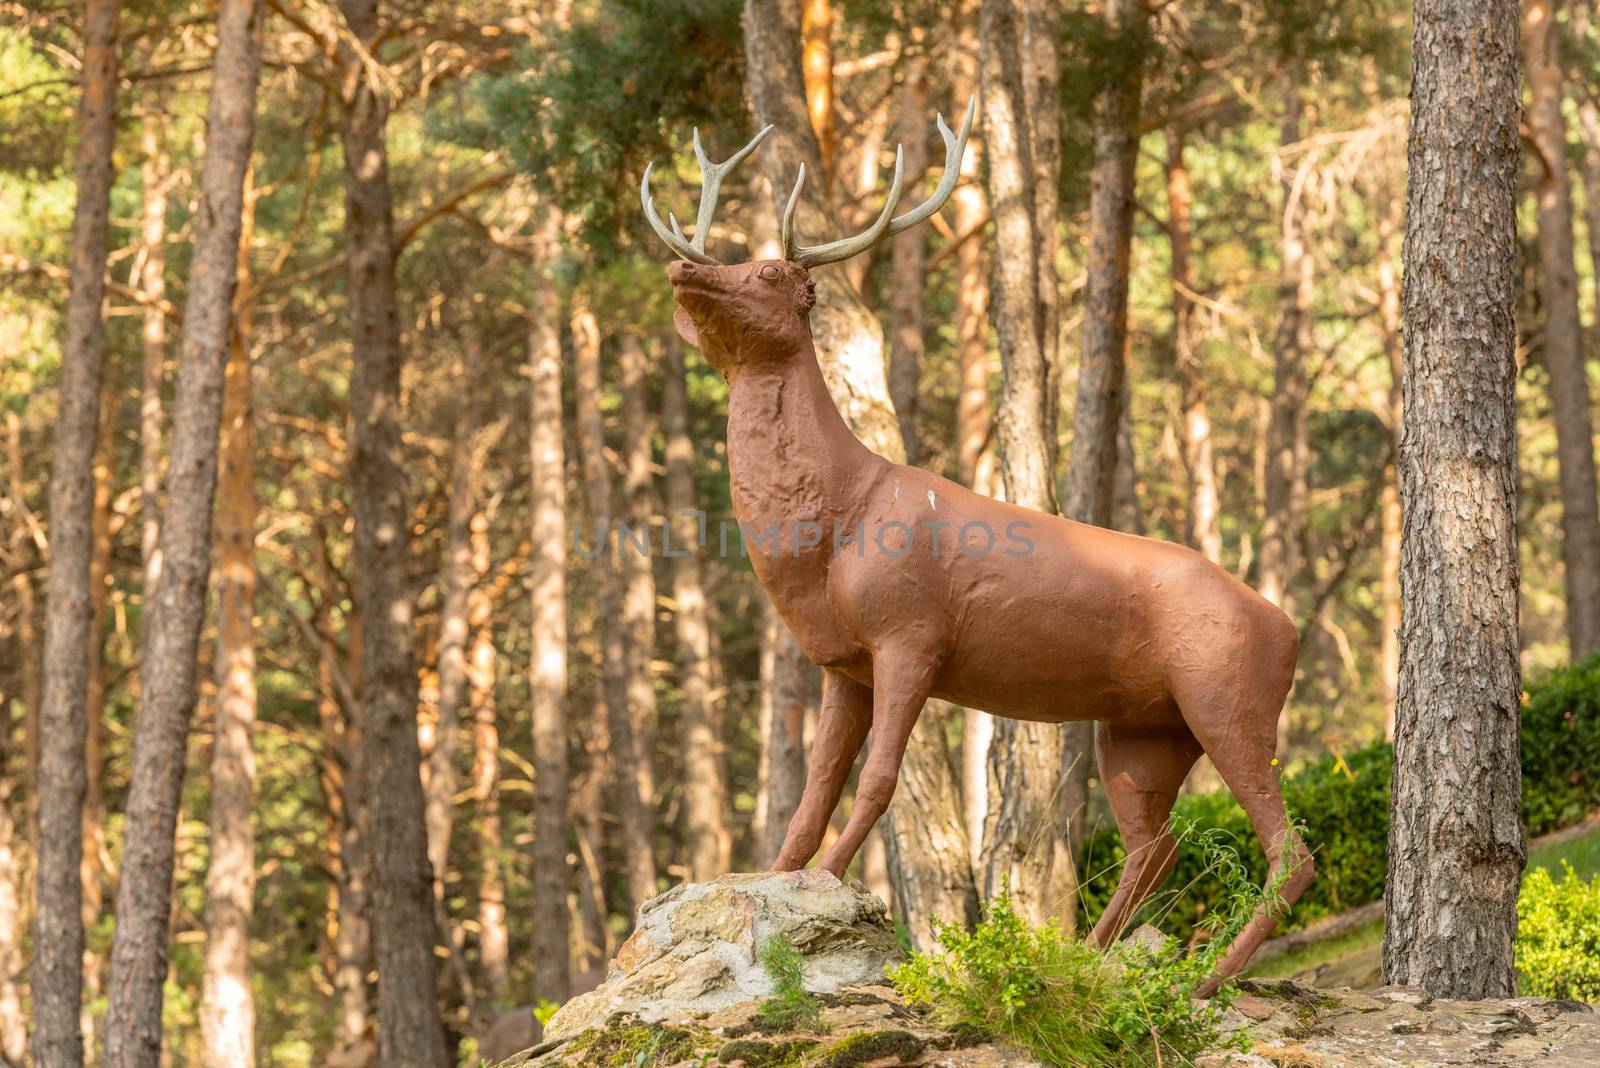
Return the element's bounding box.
[782,95,976,269]
[641,124,773,265]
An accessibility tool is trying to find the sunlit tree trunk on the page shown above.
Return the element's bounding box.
[1166,126,1222,565]
[1382,0,1525,998]
[617,333,660,881]
[33,2,118,1061]
[138,97,169,613]
[528,210,570,1005]
[574,302,657,913]
[105,0,263,1061]
[801,0,835,186]
[888,50,930,465]
[663,342,731,880]
[1524,0,1600,656]
[745,2,973,932]
[201,177,258,1068]
[1259,75,1311,619]
[333,1,447,1062]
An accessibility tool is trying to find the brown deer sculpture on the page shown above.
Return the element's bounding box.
[640,99,1313,992]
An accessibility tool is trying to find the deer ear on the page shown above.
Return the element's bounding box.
[673,307,701,349]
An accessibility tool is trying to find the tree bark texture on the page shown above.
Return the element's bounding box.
[663,342,731,881]
[617,333,660,873]
[334,1,448,1062]
[573,304,657,913]
[34,2,118,1061]
[104,2,262,1063]
[1381,0,1526,998]
[754,603,817,865]
[745,0,974,925]
[1524,0,1600,657]
[1167,126,1223,564]
[1063,0,1146,527]
[889,51,930,465]
[1258,76,1312,618]
[528,209,571,1005]
[138,99,169,600]
[200,175,259,1068]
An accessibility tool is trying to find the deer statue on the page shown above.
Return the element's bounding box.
[639,99,1313,992]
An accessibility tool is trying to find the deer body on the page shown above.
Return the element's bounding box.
[645,106,1312,994]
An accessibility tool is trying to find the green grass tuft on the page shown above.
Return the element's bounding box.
[754,934,826,1032]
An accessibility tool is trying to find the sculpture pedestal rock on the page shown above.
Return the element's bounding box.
[543,869,904,1042]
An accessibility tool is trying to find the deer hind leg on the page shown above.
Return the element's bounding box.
[1088,723,1203,948]
[1177,680,1315,997]
[770,670,872,871]
[816,650,937,877]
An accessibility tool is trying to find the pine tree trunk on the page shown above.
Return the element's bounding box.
[80,380,115,1053]
[663,342,731,880]
[1259,76,1311,617]
[427,323,486,899]
[34,2,118,1061]
[1063,0,1145,526]
[1381,0,1526,998]
[334,1,447,1061]
[754,606,816,865]
[573,302,657,913]
[617,334,660,878]
[888,52,930,465]
[468,596,507,1004]
[1524,0,1600,657]
[977,0,1079,928]
[1167,126,1223,564]
[745,0,973,927]
[104,1,262,1061]
[528,210,571,1005]
[138,98,169,602]
[201,179,258,1068]
[324,597,372,1051]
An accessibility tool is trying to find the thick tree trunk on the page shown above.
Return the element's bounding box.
[663,343,731,880]
[1524,0,1600,657]
[1381,0,1526,998]
[573,302,657,913]
[978,0,1079,928]
[528,211,570,1005]
[34,2,118,1061]
[888,52,930,465]
[104,1,262,1062]
[201,179,258,1068]
[334,2,448,1062]
[745,0,974,928]
[617,333,660,878]
[1167,126,1223,564]
[1259,77,1312,617]
[754,606,816,865]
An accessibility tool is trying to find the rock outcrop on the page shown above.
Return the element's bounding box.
[541,870,904,1042]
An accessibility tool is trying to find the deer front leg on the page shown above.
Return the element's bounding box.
[817,651,936,877]
[770,670,872,871]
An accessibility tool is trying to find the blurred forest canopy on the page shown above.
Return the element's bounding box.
[0,0,1598,1064]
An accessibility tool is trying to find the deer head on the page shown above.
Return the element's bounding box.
[641,98,974,376]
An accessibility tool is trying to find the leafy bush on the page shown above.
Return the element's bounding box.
[1079,656,1600,939]
[1516,863,1600,1000]
[893,844,1274,1068]
[755,933,824,1031]
[1521,657,1600,836]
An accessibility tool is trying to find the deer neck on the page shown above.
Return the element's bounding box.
[724,336,876,539]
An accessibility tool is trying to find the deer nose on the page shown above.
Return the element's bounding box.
[667,261,699,285]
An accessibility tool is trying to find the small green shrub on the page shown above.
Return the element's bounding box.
[1521,657,1600,836]
[755,934,824,1031]
[1517,863,1600,1000]
[890,872,1255,1068]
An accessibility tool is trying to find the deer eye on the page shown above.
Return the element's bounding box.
[759,264,782,282]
